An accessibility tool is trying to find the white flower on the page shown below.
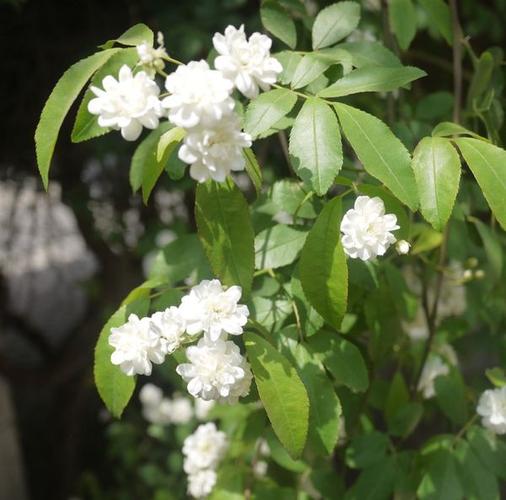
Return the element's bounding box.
[187,469,217,498]
[396,240,411,255]
[88,65,163,141]
[178,114,252,183]
[162,60,234,128]
[194,398,215,420]
[136,32,167,77]
[183,422,228,474]
[176,338,252,403]
[253,460,268,478]
[139,383,163,407]
[340,196,399,261]
[403,306,429,342]
[149,306,186,354]
[213,25,282,98]
[417,346,457,399]
[170,395,194,424]
[109,314,167,376]
[179,279,249,341]
[477,387,506,435]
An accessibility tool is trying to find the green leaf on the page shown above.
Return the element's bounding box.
[417,450,463,500]
[312,1,361,50]
[434,369,468,426]
[299,197,347,329]
[308,332,368,392]
[265,428,308,472]
[129,122,176,201]
[346,458,396,500]
[419,0,453,45]
[245,332,309,458]
[389,0,417,49]
[290,274,325,337]
[243,148,263,195]
[455,138,506,229]
[485,367,506,388]
[336,41,401,68]
[432,121,487,140]
[345,432,389,469]
[71,48,139,143]
[412,137,461,231]
[467,426,506,481]
[291,53,334,89]
[318,65,425,98]
[272,179,321,219]
[255,224,308,269]
[388,402,423,438]
[334,103,418,209]
[274,51,303,85]
[467,52,495,109]
[384,372,409,421]
[250,296,292,330]
[209,464,246,500]
[100,23,154,49]
[471,218,503,280]
[244,88,297,138]
[94,296,150,417]
[260,0,297,49]
[35,48,120,189]
[289,98,343,196]
[195,180,255,296]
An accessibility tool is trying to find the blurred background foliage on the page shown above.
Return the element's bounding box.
[1,0,506,499]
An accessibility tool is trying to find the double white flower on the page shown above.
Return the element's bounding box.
[88,65,163,141]
[477,387,506,435]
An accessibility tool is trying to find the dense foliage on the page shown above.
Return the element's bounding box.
[35,1,506,498]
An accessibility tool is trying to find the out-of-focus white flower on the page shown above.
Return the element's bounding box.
[139,384,172,425]
[194,398,215,420]
[417,346,457,399]
[396,240,411,255]
[253,460,268,478]
[88,65,163,141]
[136,32,168,77]
[162,60,234,128]
[403,306,429,342]
[139,383,163,407]
[109,314,167,376]
[178,114,252,183]
[213,25,282,98]
[150,306,186,354]
[477,387,506,435]
[170,394,194,424]
[187,469,217,498]
[176,338,252,403]
[183,423,228,474]
[340,196,399,261]
[179,279,249,341]
[257,438,270,457]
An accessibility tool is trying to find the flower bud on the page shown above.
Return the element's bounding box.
[396,240,411,255]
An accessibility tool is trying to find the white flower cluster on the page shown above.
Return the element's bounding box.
[477,386,506,435]
[88,25,281,183]
[108,279,252,404]
[340,196,400,261]
[183,423,228,498]
[139,383,214,425]
[417,344,458,399]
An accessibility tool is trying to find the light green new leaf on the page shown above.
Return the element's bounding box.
[260,0,297,48]
[419,0,453,45]
[334,103,418,209]
[244,89,297,138]
[245,332,309,459]
[243,148,263,195]
[195,180,255,296]
[94,296,150,417]
[318,65,425,98]
[129,122,175,201]
[456,138,506,229]
[255,224,308,269]
[432,121,487,140]
[299,197,348,329]
[35,48,120,189]
[308,332,369,392]
[100,23,154,49]
[289,98,343,195]
[291,53,334,89]
[336,41,401,68]
[389,0,417,50]
[412,137,461,231]
[71,48,138,143]
[312,1,361,50]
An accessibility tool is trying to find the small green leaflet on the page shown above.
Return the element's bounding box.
[419,0,453,45]
[243,148,262,195]
[389,0,417,50]
[94,295,150,417]
[195,179,255,297]
[336,41,401,68]
[35,48,120,189]
[412,136,461,231]
[299,197,348,329]
[100,23,154,49]
[289,98,343,196]
[245,332,309,459]
[312,1,361,50]
[260,0,297,49]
